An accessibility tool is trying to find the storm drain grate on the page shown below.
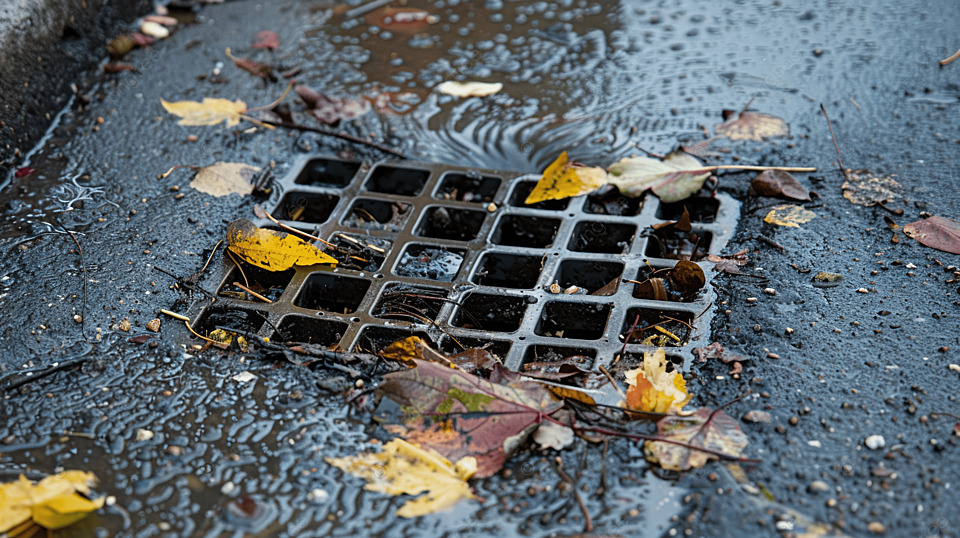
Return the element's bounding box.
[191,156,740,372]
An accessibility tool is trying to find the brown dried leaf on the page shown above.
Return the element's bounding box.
[692,342,748,364]
[226,48,273,79]
[715,111,789,141]
[841,171,901,207]
[751,170,810,201]
[295,84,371,124]
[644,408,749,471]
[252,30,279,50]
[904,216,960,255]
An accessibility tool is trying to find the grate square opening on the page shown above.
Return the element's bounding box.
[192,305,266,336]
[644,229,713,261]
[471,251,543,289]
[633,264,703,303]
[294,272,371,314]
[436,172,501,203]
[352,326,433,354]
[452,293,529,332]
[294,158,359,187]
[395,244,466,282]
[438,336,512,362]
[620,307,694,347]
[536,301,612,340]
[509,180,570,210]
[656,198,720,223]
[522,345,597,367]
[341,198,412,230]
[364,165,429,196]
[569,221,636,254]
[416,206,487,241]
[615,350,685,373]
[273,315,347,347]
[585,188,644,216]
[219,262,294,303]
[275,191,340,224]
[492,215,561,248]
[554,260,623,296]
[373,283,449,323]
[328,233,391,271]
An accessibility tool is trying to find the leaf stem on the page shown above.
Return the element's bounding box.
[704,165,816,172]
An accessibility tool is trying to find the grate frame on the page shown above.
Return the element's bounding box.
[190,155,740,372]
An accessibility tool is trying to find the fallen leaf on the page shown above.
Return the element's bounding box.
[0,471,104,533]
[106,34,136,57]
[841,171,901,207]
[691,342,748,364]
[190,162,260,197]
[622,348,691,414]
[295,84,371,124]
[764,204,815,227]
[325,439,475,518]
[644,408,749,471]
[532,416,575,451]
[607,152,711,203]
[226,219,338,271]
[226,47,274,79]
[252,30,279,50]
[161,97,247,127]
[525,152,608,205]
[436,81,503,98]
[904,216,960,254]
[751,170,810,201]
[715,111,789,141]
[652,207,693,232]
[379,336,498,375]
[232,371,257,384]
[378,359,564,477]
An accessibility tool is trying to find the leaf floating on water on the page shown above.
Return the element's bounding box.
[607,152,711,203]
[904,216,960,255]
[751,170,811,201]
[0,471,104,533]
[622,348,691,414]
[325,439,476,518]
[295,84,371,124]
[226,219,337,271]
[161,97,247,127]
[644,408,749,471]
[841,171,901,207]
[190,162,260,197]
[764,204,815,227]
[525,152,608,205]
[435,81,503,98]
[715,111,789,141]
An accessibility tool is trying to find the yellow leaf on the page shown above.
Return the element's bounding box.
[622,348,691,414]
[160,97,247,127]
[524,152,608,205]
[190,162,260,197]
[763,204,816,227]
[326,439,476,518]
[0,471,104,533]
[226,219,337,271]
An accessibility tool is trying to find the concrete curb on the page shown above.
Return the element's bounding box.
[0,0,149,170]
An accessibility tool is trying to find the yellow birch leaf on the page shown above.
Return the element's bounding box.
[763,204,815,227]
[622,348,691,414]
[0,471,104,533]
[160,97,247,127]
[226,219,337,271]
[325,439,476,518]
[524,152,608,205]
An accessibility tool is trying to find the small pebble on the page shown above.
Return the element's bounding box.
[167,445,183,456]
[789,416,799,425]
[785,327,794,334]
[746,297,757,303]
[865,434,885,450]
[308,488,330,503]
[146,318,161,332]
[136,428,154,441]
[220,481,235,495]
[808,480,829,493]
[742,410,772,423]
[763,287,775,295]
[857,288,869,293]
[868,521,886,534]
[487,203,497,212]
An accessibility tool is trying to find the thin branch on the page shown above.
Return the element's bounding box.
[553,458,593,533]
[940,47,960,66]
[253,205,337,247]
[820,103,850,181]
[233,282,273,303]
[705,165,816,172]
[598,365,627,400]
[61,226,87,336]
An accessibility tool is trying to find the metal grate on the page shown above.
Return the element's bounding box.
[191,156,740,372]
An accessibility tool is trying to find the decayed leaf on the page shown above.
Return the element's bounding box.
[904,216,960,255]
[622,348,691,414]
[0,471,104,533]
[377,359,564,477]
[525,152,608,205]
[295,84,371,124]
[436,81,503,98]
[161,97,247,127]
[764,204,815,227]
[751,170,810,201]
[325,439,476,518]
[607,152,711,203]
[706,249,749,275]
[532,414,575,451]
[190,162,260,197]
[252,30,279,50]
[691,342,748,364]
[644,408,748,471]
[841,171,901,207]
[226,219,337,271]
[380,336,499,375]
[715,111,789,141]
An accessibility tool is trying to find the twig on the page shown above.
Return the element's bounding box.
[233,282,273,303]
[553,458,593,533]
[61,226,87,336]
[820,103,850,181]
[598,365,627,400]
[930,412,960,421]
[261,120,407,158]
[704,165,815,172]
[632,144,665,159]
[2,358,91,392]
[756,234,786,251]
[940,47,960,66]
[226,250,249,288]
[253,205,337,248]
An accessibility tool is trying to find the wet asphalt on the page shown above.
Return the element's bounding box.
[1,0,959,536]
